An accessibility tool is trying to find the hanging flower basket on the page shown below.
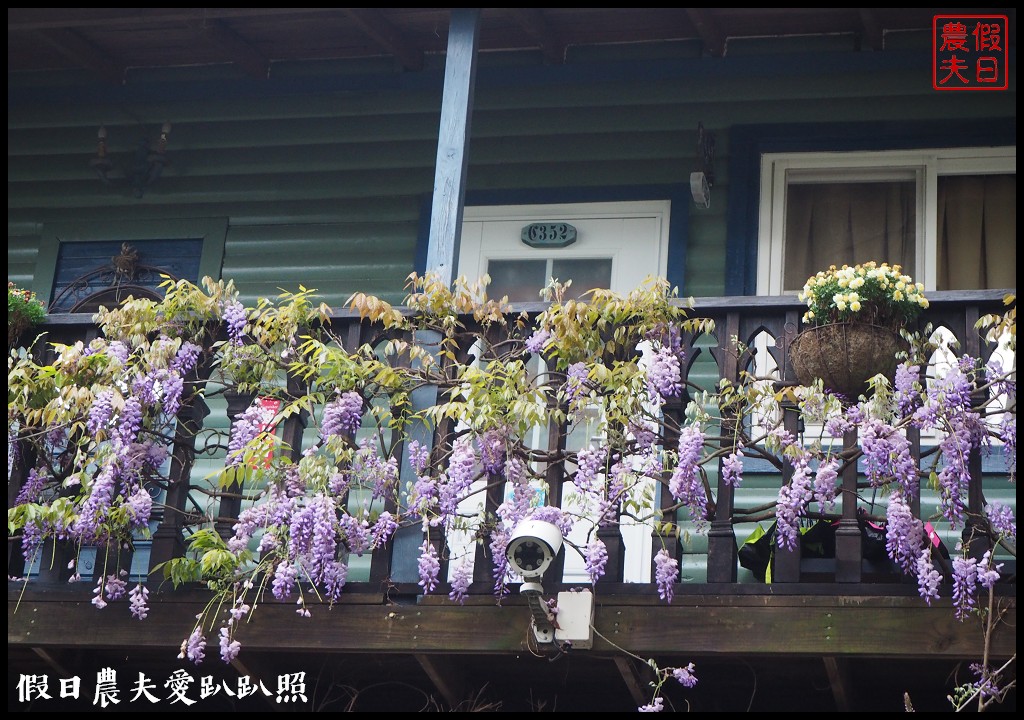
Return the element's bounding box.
[9,314,32,350]
[789,322,908,399]
[9,282,47,350]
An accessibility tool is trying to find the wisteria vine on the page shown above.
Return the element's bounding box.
[7,275,1016,712]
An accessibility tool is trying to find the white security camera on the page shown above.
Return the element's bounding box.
[506,518,563,579]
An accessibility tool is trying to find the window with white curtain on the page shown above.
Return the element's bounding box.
[757,146,1016,294]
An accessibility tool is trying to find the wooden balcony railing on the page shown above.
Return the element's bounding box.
[8,289,1015,600]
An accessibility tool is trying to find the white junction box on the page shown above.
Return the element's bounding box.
[554,589,595,649]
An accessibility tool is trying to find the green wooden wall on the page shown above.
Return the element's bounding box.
[9,36,1016,309]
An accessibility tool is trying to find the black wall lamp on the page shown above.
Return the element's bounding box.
[90,123,172,199]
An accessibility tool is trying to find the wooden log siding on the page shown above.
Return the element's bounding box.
[8,290,1013,600]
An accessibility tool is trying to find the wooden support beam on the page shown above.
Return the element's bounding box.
[613,656,653,707]
[415,654,467,709]
[198,18,270,80]
[684,9,726,57]
[32,647,71,677]
[506,8,565,64]
[425,8,480,285]
[344,8,424,72]
[33,28,125,85]
[822,656,852,711]
[11,588,1014,659]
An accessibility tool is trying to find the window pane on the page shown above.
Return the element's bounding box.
[937,174,1016,290]
[783,181,916,292]
[487,259,546,302]
[551,258,613,297]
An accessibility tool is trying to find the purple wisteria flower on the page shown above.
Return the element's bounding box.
[629,420,658,451]
[349,440,400,500]
[222,300,247,346]
[528,505,574,538]
[73,464,119,544]
[860,418,918,494]
[654,549,678,604]
[407,439,430,475]
[936,414,985,526]
[172,341,203,374]
[15,468,48,505]
[226,403,273,467]
[180,627,207,664]
[271,561,298,600]
[669,426,707,526]
[775,456,813,552]
[574,446,607,494]
[952,555,979,620]
[370,511,398,549]
[418,541,440,594]
[584,538,608,585]
[564,362,590,412]
[893,362,922,419]
[885,492,925,574]
[126,486,154,527]
[477,429,506,475]
[106,340,130,365]
[113,396,143,447]
[449,559,472,605]
[722,445,744,488]
[162,372,185,416]
[219,626,241,662]
[915,553,941,605]
[88,390,115,436]
[321,390,364,439]
[985,502,1016,539]
[646,347,682,403]
[638,697,664,713]
[978,551,1002,590]
[672,662,698,688]
[339,514,370,556]
[440,436,477,516]
[489,528,511,599]
[525,328,551,354]
[811,457,838,511]
[129,583,150,620]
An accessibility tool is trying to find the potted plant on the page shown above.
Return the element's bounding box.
[8,281,47,350]
[788,262,929,398]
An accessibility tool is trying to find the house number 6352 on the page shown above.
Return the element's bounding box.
[521,222,578,249]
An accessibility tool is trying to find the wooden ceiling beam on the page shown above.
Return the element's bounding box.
[823,656,852,712]
[32,28,126,85]
[197,18,271,80]
[613,656,653,707]
[684,8,727,57]
[857,9,884,51]
[343,8,423,72]
[8,8,344,31]
[506,8,566,64]
[415,654,467,709]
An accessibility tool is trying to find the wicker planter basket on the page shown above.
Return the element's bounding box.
[8,315,32,350]
[789,322,908,399]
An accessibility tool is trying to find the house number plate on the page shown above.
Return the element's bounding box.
[521,222,577,248]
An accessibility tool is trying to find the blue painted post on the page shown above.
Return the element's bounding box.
[391,9,481,590]
[425,7,480,285]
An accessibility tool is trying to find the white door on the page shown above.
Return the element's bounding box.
[458,200,672,583]
[459,200,670,301]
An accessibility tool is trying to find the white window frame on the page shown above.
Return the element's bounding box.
[756,146,1016,294]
